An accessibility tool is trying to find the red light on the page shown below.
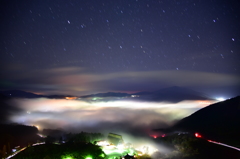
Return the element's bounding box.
[161,134,166,137]
[195,133,202,138]
[150,135,158,138]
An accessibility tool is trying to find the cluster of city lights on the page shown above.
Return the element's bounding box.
[96,140,158,158]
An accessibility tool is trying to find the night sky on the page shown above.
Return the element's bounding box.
[1,0,240,98]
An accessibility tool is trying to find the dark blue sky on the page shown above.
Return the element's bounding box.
[1,0,239,98]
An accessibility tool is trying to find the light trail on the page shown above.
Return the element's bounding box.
[6,147,27,159]
[208,140,240,152]
[195,132,240,152]
[5,142,45,159]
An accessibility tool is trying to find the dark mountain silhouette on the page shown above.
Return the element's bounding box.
[172,96,240,146]
[1,86,212,103]
[0,123,40,154]
[80,86,212,102]
[46,95,72,99]
[0,90,77,99]
[81,92,129,98]
[0,90,43,98]
[0,123,38,137]
[134,86,212,102]
[42,128,65,138]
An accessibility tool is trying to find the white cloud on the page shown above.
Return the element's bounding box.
[9,98,213,133]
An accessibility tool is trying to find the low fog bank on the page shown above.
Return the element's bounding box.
[6,97,214,136]
[1,97,216,158]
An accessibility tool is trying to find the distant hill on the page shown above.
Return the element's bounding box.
[80,86,212,102]
[0,90,77,99]
[0,123,40,155]
[46,95,73,99]
[1,86,212,102]
[171,96,240,146]
[134,86,212,102]
[0,90,43,98]
[81,92,130,98]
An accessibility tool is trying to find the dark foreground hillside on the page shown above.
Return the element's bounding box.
[157,134,240,159]
[0,124,40,158]
[172,96,240,147]
[12,143,105,159]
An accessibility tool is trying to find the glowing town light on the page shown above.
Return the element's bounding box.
[150,135,158,138]
[97,141,109,146]
[216,97,225,101]
[195,133,202,138]
[65,97,78,100]
[33,125,40,130]
[117,144,125,150]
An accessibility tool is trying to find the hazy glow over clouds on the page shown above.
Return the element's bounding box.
[9,98,214,133]
[2,65,240,97]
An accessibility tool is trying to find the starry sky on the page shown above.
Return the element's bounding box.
[1,0,240,98]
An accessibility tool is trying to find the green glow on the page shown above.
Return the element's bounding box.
[103,148,126,155]
[62,156,73,159]
[85,156,93,159]
[100,153,105,157]
[92,97,102,100]
[128,148,135,156]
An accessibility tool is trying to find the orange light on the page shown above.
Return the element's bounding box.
[65,97,77,100]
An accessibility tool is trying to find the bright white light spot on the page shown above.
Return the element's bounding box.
[216,97,225,101]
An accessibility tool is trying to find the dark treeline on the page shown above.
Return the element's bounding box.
[12,142,105,159]
[0,123,40,158]
[41,128,105,144]
[11,130,106,159]
[67,132,105,144]
[156,134,240,159]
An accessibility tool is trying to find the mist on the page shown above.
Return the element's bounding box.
[2,97,215,156]
[8,98,213,135]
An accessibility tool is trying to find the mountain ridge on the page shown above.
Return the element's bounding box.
[0,86,212,102]
[170,96,240,146]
